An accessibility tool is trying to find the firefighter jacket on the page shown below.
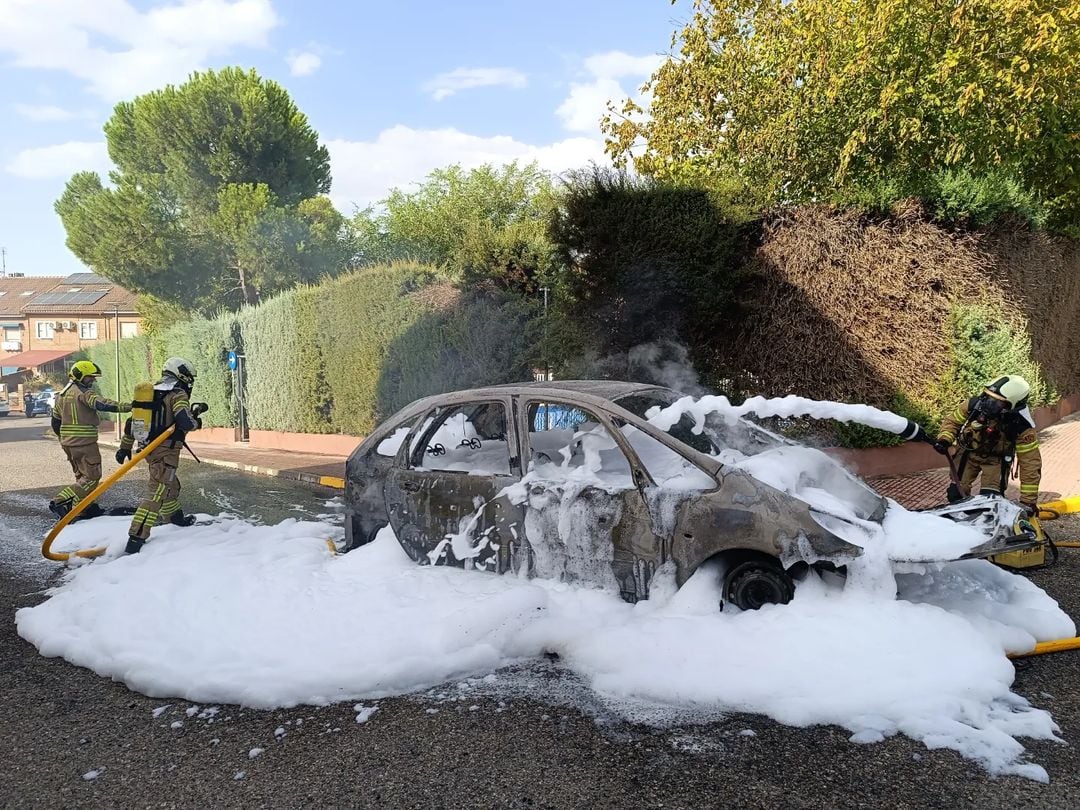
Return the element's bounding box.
[119,380,200,452]
[936,398,1042,505]
[51,382,130,447]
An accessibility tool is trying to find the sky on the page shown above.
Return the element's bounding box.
[0,0,684,278]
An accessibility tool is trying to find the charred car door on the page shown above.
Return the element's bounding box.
[518,399,674,599]
[385,398,524,573]
[344,413,423,550]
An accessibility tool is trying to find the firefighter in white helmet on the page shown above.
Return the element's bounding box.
[933,375,1042,513]
[116,357,206,553]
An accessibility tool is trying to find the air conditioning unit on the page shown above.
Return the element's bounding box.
[1,340,20,352]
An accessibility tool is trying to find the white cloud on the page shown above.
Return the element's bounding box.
[326,126,609,211]
[556,77,626,134]
[287,51,321,77]
[0,0,280,102]
[584,51,665,80]
[14,103,77,122]
[5,141,110,179]
[422,67,528,101]
[555,50,666,135]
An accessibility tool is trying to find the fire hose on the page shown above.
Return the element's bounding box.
[41,426,178,562]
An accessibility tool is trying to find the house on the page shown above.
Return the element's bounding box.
[0,272,142,385]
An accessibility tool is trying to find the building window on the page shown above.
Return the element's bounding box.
[36,322,54,340]
[120,321,139,338]
[79,321,98,339]
[3,327,18,342]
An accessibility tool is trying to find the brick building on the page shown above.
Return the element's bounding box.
[0,273,142,386]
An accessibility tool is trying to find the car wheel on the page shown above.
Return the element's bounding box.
[724,559,794,611]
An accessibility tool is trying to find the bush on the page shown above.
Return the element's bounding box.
[837,168,1049,230]
[932,303,1054,413]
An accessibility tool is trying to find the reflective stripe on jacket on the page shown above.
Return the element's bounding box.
[53,383,129,447]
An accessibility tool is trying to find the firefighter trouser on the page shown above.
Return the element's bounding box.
[54,443,102,507]
[128,445,182,540]
[958,453,1006,496]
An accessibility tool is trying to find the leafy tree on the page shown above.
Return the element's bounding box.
[354,162,560,293]
[56,67,347,310]
[605,0,1080,232]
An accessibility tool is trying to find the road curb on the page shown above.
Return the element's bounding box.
[98,437,346,490]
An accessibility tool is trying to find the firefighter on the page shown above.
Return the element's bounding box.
[932,375,1042,513]
[117,357,205,554]
[49,360,132,520]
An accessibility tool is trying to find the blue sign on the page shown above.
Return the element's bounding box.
[227,351,238,371]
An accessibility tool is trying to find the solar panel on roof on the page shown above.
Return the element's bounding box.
[29,290,107,306]
[63,273,106,284]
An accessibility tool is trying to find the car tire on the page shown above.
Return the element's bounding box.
[724,559,795,611]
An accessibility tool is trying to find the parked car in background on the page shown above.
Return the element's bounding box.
[343,381,1038,610]
[0,398,9,417]
[26,391,55,417]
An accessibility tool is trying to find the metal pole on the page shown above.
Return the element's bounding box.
[113,304,121,439]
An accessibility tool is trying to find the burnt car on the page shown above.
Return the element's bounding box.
[343,381,1036,610]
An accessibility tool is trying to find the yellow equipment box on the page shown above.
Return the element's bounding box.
[990,517,1047,569]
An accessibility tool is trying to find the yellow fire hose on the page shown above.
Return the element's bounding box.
[995,496,1080,659]
[42,426,177,562]
[1008,637,1080,659]
[1037,495,1080,521]
[1036,496,1080,547]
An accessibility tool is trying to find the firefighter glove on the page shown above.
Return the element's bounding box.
[932,440,951,455]
[115,447,132,465]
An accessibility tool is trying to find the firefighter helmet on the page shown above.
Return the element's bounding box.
[983,375,1030,410]
[162,357,197,387]
[69,360,102,382]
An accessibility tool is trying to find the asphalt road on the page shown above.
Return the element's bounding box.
[2,414,1079,809]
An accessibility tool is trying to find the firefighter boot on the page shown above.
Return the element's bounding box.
[48,499,73,520]
[73,502,105,521]
[125,536,146,555]
[169,510,196,527]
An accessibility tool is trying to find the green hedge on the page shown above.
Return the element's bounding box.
[931,303,1054,413]
[87,263,537,437]
[82,335,153,413]
[236,285,329,433]
[84,318,237,429]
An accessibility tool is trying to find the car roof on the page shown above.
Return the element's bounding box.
[472,379,679,400]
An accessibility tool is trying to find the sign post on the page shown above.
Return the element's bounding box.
[228,351,248,442]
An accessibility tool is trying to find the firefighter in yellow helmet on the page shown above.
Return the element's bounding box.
[932,375,1042,513]
[48,360,132,520]
[117,357,205,554]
